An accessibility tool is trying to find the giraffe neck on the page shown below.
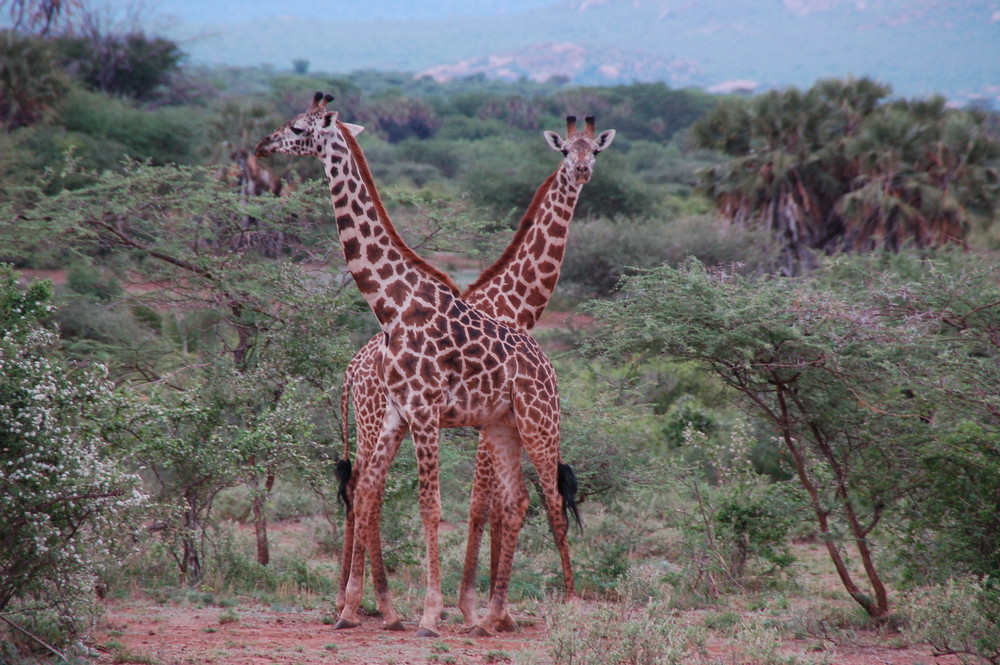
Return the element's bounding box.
[324,122,459,329]
[463,166,582,329]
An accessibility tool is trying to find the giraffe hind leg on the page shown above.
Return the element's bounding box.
[469,422,529,637]
[459,436,494,629]
[336,418,408,630]
[336,459,359,614]
[365,480,405,630]
[513,387,575,601]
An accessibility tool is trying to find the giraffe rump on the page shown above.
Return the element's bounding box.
[557,462,583,531]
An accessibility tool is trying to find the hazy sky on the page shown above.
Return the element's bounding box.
[143,0,562,25]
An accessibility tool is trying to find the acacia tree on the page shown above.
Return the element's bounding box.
[4,158,489,582]
[1,0,81,36]
[588,258,936,619]
[868,253,1000,580]
[4,162,359,581]
[691,78,1000,274]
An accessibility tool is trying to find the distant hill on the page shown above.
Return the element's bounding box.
[159,0,1000,104]
[417,42,702,88]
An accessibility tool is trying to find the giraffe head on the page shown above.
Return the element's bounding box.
[254,91,365,158]
[543,115,616,184]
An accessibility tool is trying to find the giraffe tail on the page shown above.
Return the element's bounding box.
[336,458,352,512]
[337,363,355,512]
[557,462,583,531]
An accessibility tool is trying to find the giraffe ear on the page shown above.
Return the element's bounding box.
[342,122,365,137]
[594,129,616,152]
[320,111,339,132]
[543,131,564,152]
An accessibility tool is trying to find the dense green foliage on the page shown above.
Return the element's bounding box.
[55,30,182,100]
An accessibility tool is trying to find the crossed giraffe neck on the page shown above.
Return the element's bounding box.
[257,92,461,330]
[463,115,615,327]
[256,93,573,638]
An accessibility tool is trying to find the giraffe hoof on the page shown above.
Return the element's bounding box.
[332,618,360,630]
[383,620,406,632]
[467,625,492,638]
[415,627,440,638]
[496,615,518,633]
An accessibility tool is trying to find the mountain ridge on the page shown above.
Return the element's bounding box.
[158,0,1000,104]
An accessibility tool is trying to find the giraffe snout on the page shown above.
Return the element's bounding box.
[574,164,592,183]
[254,139,274,158]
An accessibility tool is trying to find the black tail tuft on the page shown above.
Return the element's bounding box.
[336,458,352,512]
[557,462,583,532]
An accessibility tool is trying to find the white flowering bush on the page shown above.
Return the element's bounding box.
[0,266,145,644]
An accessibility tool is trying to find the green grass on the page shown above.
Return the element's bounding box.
[105,640,160,665]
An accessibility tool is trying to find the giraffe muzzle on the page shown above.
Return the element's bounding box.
[253,139,274,158]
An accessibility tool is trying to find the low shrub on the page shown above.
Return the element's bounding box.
[546,601,705,665]
[904,577,1000,665]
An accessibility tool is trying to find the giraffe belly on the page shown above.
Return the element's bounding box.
[438,394,514,429]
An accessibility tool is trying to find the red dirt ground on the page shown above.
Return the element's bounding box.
[94,602,550,665]
[91,590,963,665]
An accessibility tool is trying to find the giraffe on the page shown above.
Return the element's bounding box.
[337,116,616,633]
[254,93,576,637]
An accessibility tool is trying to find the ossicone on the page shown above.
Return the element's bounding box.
[311,91,335,108]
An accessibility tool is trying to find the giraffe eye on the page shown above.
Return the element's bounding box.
[290,126,305,135]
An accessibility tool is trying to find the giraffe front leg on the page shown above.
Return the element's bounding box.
[484,498,518,634]
[410,417,444,637]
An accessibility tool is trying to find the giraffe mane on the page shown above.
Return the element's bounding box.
[463,170,558,297]
[339,120,461,296]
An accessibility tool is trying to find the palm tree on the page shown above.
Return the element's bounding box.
[692,78,998,274]
[693,79,889,273]
[839,98,1000,252]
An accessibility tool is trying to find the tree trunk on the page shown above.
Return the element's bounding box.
[774,381,890,619]
[809,423,890,618]
[181,496,202,586]
[252,473,276,566]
